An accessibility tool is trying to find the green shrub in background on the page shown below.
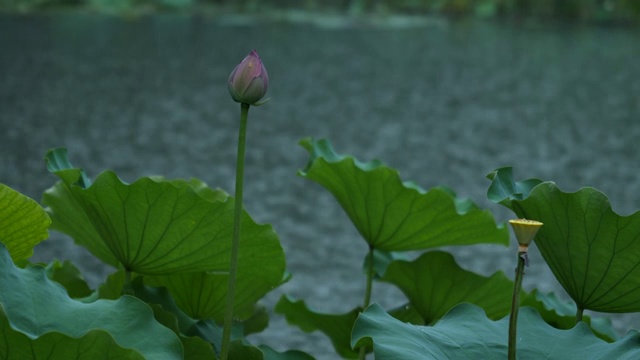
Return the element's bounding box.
[1,0,638,24]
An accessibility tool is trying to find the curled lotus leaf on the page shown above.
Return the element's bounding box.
[488,167,640,313]
[300,138,508,251]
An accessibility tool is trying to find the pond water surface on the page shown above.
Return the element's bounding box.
[1,13,640,358]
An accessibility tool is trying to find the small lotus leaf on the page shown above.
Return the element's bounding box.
[145,263,286,321]
[229,340,264,360]
[44,259,93,298]
[380,251,513,324]
[259,345,315,360]
[486,166,542,209]
[521,290,617,342]
[0,183,51,261]
[275,295,360,358]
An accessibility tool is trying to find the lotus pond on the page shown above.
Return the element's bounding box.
[1,12,640,359]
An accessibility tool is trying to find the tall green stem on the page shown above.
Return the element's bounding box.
[358,246,375,360]
[508,251,526,360]
[220,102,250,360]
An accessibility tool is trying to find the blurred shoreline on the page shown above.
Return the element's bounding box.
[1,1,639,28]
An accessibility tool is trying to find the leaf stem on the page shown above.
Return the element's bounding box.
[358,245,375,360]
[220,102,250,360]
[123,268,133,295]
[508,251,526,360]
[363,246,374,309]
[576,306,584,324]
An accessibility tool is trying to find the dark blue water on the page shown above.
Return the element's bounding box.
[1,13,640,358]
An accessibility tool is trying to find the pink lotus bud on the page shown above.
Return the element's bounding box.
[228,50,269,105]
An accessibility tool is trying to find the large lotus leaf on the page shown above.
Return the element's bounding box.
[43,180,120,266]
[488,167,640,313]
[380,251,513,324]
[299,138,508,251]
[275,295,360,358]
[42,157,120,267]
[0,310,144,360]
[0,183,51,261]
[43,149,284,276]
[0,243,182,359]
[352,303,640,359]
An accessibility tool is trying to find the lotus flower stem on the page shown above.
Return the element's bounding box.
[220,102,250,360]
[507,218,542,360]
[358,245,375,360]
[508,250,527,360]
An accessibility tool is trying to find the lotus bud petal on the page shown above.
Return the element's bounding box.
[228,50,269,105]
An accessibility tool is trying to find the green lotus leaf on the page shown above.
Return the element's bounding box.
[131,277,265,356]
[0,243,182,359]
[259,345,315,360]
[90,268,127,301]
[44,259,93,298]
[0,183,51,261]
[182,335,217,360]
[352,303,640,359]
[380,251,513,324]
[44,147,91,188]
[42,152,105,262]
[145,264,286,321]
[0,310,144,360]
[43,149,285,276]
[486,166,542,210]
[275,295,360,358]
[521,290,617,342]
[299,138,508,251]
[144,301,216,359]
[387,303,425,325]
[229,340,264,360]
[363,249,409,279]
[488,167,640,313]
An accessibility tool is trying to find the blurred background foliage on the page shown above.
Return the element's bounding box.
[1,0,639,25]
